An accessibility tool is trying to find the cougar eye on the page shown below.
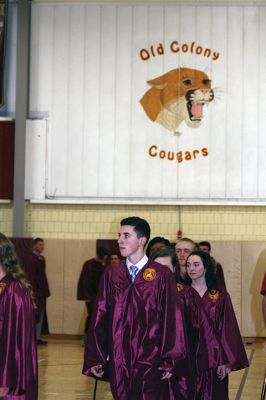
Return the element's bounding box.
[182,79,192,86]
[202,79,211,85]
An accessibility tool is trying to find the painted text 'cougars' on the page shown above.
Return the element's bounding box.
[148,145,209,163]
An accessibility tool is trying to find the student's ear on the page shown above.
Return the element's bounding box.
[139,236,148,247]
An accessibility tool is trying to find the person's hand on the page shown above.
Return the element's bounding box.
[90,364,104,378]
[0,387,9,397]
[158,367,173,380]
[217,365,228,380]
[226,366,231,375]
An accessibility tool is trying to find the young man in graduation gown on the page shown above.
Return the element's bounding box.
[83,216,187,400]
[175,238,196,283]
[0,233,38,400]
[23,238,50,345]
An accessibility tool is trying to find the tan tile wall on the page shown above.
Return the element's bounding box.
[20,203,266,240]
[1,203,266,240]
[44,239,97,335]
[0,203,13,236]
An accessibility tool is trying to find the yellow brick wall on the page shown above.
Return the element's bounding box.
[0,203,14,237]
[22,203,266,241]
[1,203,266,240]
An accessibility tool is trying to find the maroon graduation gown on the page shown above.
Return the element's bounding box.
[77,258,106,333]
[0,275,38,399]
[169,284,226,400]
[189,287,249,400]
[83,259,187,400]
[216,263,226,290]
[23,252,50,298]
[77,258,104,301]
[23,252,50,319]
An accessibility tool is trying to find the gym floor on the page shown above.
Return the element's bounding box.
[38,338,265,400]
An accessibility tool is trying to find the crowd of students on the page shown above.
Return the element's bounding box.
[83,217,249,400]
[0,219,264,399]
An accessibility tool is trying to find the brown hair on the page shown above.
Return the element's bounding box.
[0,233,36,306]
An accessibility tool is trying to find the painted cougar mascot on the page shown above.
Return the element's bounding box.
[140,67,214,133]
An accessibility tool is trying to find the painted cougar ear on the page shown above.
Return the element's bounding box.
[147,77,168,90]
[139,86,163,121]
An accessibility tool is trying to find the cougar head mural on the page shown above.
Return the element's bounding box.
[140,67,214,133]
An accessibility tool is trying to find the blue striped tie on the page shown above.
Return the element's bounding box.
[129,265,138,282]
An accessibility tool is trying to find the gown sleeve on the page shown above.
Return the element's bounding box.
[158,271,187,373]
[218,291,249,371]
[82,267,112,375]
[77,261,93,301]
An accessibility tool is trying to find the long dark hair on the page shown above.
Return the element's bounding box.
[185,250,218,291]
[0,233,35,302]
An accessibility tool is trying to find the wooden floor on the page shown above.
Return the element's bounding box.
[38,337,265,399]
